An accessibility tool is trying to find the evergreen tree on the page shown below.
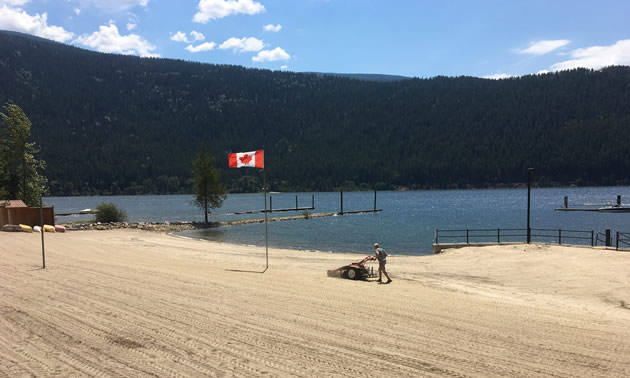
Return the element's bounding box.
[0,103,47,205]
[192,145,226,223]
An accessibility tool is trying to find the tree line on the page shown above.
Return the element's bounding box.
[1,30,629,195]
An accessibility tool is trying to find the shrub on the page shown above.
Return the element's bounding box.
[95,202,128,223]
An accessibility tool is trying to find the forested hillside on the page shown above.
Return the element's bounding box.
[1,31,629,195]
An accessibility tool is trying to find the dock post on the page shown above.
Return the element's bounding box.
[312,194,314,209]
[564,196,568,209]
[606,229,611,247]
[374,190,377,211]
[340,191,343,215]
[591,230,594,246]
[559,229,562,245]
[269,196,272,213]
[296,195,298,210]
[618,195,622,205]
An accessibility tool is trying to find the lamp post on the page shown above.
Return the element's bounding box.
[527,168,534,244]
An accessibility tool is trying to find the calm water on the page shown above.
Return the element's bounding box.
[48,187,630,255]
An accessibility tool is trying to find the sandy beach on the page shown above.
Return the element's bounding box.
[1,230,629,377]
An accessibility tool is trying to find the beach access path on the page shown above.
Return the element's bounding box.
[1,230,629,377]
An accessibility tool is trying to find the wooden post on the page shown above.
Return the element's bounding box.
[296,195,298,210]
[40,194,45,269]
[605,229,611,247]
[269,196,272,213]
[312,194,314,209]
[374,190,377,211]
[340,191,344,215]
[564,196,568,209]
[617,195,622,205]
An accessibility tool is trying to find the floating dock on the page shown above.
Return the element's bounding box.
[554,195,630,212]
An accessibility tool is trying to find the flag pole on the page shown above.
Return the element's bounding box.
[262,163,269,272]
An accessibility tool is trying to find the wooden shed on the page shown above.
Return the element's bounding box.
[0,200,55,227]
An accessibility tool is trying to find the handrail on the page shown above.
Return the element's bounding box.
[616,231,630,251]
[435,228,594,247]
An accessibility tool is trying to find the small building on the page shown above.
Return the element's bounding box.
[0,199,55,227]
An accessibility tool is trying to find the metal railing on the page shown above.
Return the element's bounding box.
[617,232,630,251]
[435,228,594,247]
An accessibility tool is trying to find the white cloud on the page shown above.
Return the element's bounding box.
[82,0,149,12]
[252,47,290,62]
[73,7,81,15]
[280,65,288,70]
[74,23,158,57]
[190,30,205,41]
[126,22,136,31]
[171,31,189,43]
[550,40,630,71]
[263,24,281,32]
[193,0,264,23]
[171,31,205,43]
[536,69,550,75]
[219,37,264,53]
[517,40,570,55]
[0,4,74,42]
[482,73,512,80]
[0,0,30,6]
[185,41,216,53]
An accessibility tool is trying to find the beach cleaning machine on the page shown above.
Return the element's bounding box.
[327,255,377,280]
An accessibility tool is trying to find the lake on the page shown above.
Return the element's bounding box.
[48,187,630,255]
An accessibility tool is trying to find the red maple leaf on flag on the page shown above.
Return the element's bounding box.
[239,154,252,164]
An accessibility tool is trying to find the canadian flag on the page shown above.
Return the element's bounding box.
[228,150,264,168]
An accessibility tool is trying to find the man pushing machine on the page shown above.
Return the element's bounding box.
[373,243,392,284]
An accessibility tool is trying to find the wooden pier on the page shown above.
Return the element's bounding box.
[229,191,383,216]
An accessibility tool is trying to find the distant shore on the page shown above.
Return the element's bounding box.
[2,229,629,376]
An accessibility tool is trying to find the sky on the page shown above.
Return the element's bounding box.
[1,0,629,79]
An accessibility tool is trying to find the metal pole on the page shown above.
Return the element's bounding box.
[616,231,619,250]
[527,168,534,244]
[262,168,268,273]
[40,193,45,269]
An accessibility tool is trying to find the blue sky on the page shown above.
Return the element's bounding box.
[1,0,629,78]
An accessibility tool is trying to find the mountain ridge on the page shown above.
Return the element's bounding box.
[1,30,629,195]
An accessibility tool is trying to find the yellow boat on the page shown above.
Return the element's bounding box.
[43,224,56,233]
[19,224,33,233]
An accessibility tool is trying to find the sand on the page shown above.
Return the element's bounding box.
[1,230,629,377]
